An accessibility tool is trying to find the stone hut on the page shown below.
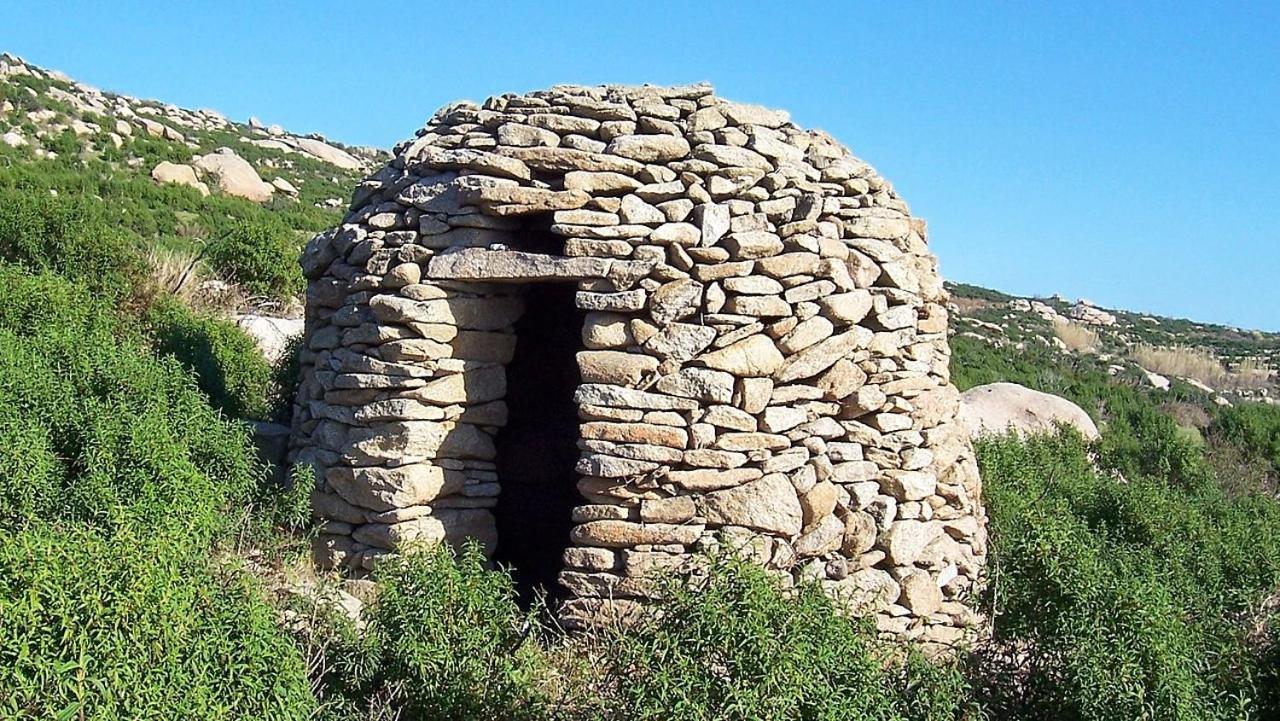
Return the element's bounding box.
[290,83,987,643]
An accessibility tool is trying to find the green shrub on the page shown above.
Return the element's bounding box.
[45,127,82,158]
[146,297,274,420]
[976,430,1280,720]
[946,282,1016,303]
[206,218,305,299]
[606,553,973,721]
[0,523,315,720]
[272,464,314,532]
[270,333,305,424]
[0,189,146,298]
[317,542,548,720]
[1094,389,1210,488]
[0,264,316,717]
[0,266,261,540]
[1211,403,1280,477]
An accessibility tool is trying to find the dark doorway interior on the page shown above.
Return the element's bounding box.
[492,281,584,603]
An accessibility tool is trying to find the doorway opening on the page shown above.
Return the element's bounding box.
[491,227,584,603]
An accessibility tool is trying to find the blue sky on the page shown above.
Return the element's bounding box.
[3,2,1277,330]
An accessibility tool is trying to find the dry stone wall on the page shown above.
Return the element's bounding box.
[290,82,987,644]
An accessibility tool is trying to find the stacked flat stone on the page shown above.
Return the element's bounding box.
[290,82,987,645]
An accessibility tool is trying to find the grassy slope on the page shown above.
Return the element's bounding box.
[947,281,1280,394]
[0,54,384,276]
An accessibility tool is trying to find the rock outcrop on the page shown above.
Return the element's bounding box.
[290,83,987,645]
[194,149,274,202]
[1069,301,1117,326]
[235,313,304,364]
[959,382,1099,440]
[283,136,364,170]
[151,161,210,197]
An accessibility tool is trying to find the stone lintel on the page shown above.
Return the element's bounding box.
[426,248,653,287]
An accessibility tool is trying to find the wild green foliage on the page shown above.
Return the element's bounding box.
[205,217,306,299]
[146,297,274,420]
[951,328,1280,719]
[0,266,315,719]
[0,525,316,720]
[316,542,549,721]
[950,333,1093,396]
[0,267,260,538]
[1211,403,1280,478]
[950,334,1210,485]
[0,69,361,718]
[270,334,305,423]
[0,188,146,299]
[271,463,315,532]
[0,72,59,111]
[303,543,975,721]
[607,554,974,721]
[976,430,1280,721]
[0,143,337,302]
[946,282,1015,303]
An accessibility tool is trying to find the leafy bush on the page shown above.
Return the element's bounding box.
[270,333,305,423]
[946,282,1014,302]
[147,297,274,420]
[1212,403,1280,478]
[1094,388,1209,488]
[0,189,146,298]
[0,267,261,539]
[606,553,973,721]
[206,218,305,299]
[0,264,316,717]
[976,430,1280,720]
[316,542,548,720]
[0,524,315,720]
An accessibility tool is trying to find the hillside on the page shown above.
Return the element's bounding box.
[0,52,389,316]
[0,54,1277,721]
[0,51,383,207]
[948,281,1279,404]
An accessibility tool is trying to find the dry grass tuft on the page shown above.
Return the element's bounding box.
[950,296,993,316]
[1234,357,1273,389]
[147,247,204,302]
[1131,343,1271,391]
[146,248,248,312]
[1053,321,1100,353]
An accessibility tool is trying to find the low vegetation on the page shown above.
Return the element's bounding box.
[0,526,316,720]
[975,430,1280,720]
[0,189,146,302]
[205,217,307,300]
[0,266,315,719]
[308,543,551,720]
[0,61,358,309]
[146,296,276,420]
[602,554,973,721]
[1212,403,1280,481]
